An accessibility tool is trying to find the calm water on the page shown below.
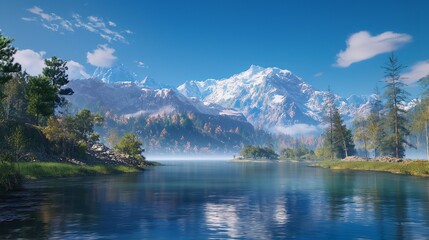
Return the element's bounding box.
[1,160,429,239]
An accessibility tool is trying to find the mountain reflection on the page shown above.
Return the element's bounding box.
[2,161,429,239]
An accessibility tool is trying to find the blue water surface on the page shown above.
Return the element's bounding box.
[1,160,429,239]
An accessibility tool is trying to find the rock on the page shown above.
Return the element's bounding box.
[342,156,413,163]
[85,142,148,167]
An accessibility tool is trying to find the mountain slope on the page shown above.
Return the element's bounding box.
[178,65,376,134]
[67,79,247,122]
[65,78,268,153]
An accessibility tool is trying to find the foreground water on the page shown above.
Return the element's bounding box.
[1,160,429,239]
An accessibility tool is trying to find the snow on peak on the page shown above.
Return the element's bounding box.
[231,65,294,83]
[177,65,386,135]
[138,76,170,89]
[92,63,138,83]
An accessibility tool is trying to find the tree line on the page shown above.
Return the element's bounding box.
[318,53,429,160]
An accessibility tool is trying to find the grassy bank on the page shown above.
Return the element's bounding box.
[18,162,142,180]
[315,160,429,177]
[0,162,23,193]
[0,162,142,193]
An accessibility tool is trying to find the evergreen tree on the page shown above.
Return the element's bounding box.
[322,87,336,159]
[382,53,410,158]
[42,56,73,110]
[0,33,21,108]
[26,75,56,124]
[332,109,356,158]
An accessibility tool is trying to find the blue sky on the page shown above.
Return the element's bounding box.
[0,0,428,97]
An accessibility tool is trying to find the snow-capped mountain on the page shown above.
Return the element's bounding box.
[177,65,377,135]
[67,78,247,122]
[71,64,416,137]
[92,63,138,83]
[138,76,171,89]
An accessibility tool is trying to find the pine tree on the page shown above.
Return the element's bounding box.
[332,109,356,158]
[42,56,73,110]
[322,87,336,159]
[0,33,21,108]
[26,75,56,124]
[382,53,410,158]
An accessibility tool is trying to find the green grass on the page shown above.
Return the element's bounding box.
[315,160,429,177]
[17,162,142,180]
[0,162,142,193]
[0,162,22,193]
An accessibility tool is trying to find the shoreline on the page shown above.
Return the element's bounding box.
[230,159,276,163]
[314,160,429,177]
[0,161,160,194]
[231,159,316,163]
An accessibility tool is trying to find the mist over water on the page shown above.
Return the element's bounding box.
[145,154,234,161]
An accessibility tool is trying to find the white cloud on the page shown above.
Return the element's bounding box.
[272,124,321,136]
[21,17,36,22]
[28,6,58,21]
[402,60,429,85]
[59,19,74,32]
[42,23,59,31]
[14,49,90,79]
[335,31,412,68]
[67,60,90,79]
[73,14,126,43]
[87,45,117,67]
[124,29,133,34]
[26,6,74,33]
[73,14,97,32]
[136,61,147,68]
[13,49,46,76]
[23,6,130,42]
[313,72,323,78]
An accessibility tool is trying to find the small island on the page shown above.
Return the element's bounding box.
[232,145,279,162]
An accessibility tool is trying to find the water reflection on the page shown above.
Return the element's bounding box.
[273,196,289,225]
[205,203,240,238]
[1,161,429,239]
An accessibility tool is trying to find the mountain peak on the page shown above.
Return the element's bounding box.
[177,65,351,135]
[92,63,138,83]
[138,76,170,89]
[238,65,293,80]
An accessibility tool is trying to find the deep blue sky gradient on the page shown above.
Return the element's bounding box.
[0,0,428,96]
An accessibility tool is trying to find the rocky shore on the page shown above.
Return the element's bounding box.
[62,142,159,167]
[342,156,421,163]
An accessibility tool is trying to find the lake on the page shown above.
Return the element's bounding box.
[1,160,429,239]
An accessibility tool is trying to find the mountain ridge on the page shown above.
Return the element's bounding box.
[72,64,415,137]
[177,65,379,135]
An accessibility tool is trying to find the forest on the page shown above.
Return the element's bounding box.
[315,53,429,161]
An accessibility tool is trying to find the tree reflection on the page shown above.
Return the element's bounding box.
[322,170,356,220]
